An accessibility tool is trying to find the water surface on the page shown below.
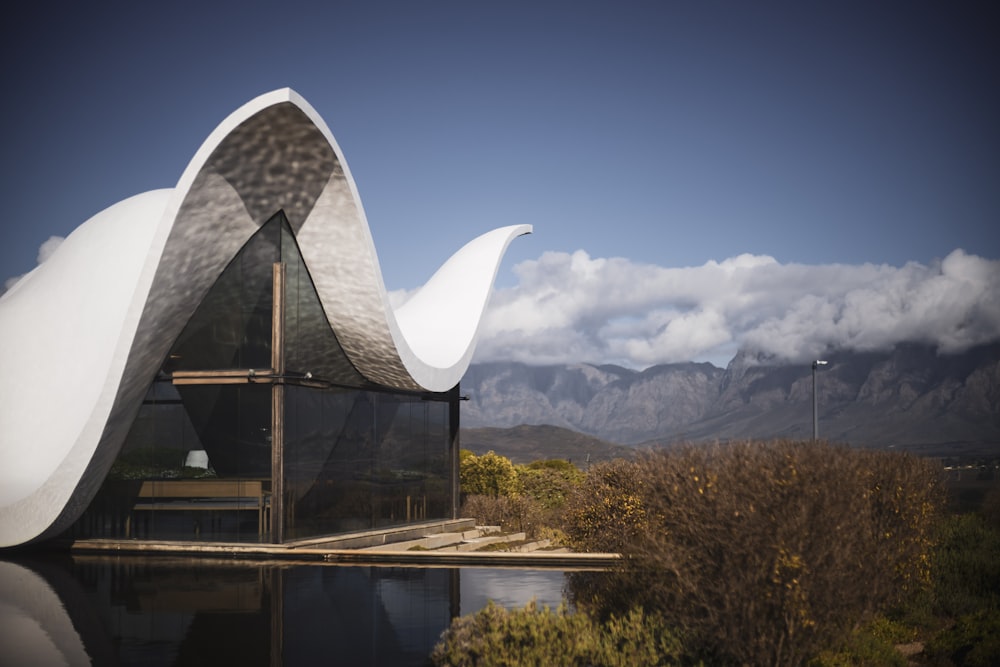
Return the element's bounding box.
[0,554,568,666]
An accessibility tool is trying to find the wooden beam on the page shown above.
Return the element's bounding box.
[171,369,275,385]
[271,262,286,543]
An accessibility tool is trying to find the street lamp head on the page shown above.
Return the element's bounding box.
[813,359,828,368]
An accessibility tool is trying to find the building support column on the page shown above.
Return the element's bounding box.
[271,262,286,543]
[449,384,461,520]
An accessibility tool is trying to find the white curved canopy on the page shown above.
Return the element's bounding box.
[0,88,529,547]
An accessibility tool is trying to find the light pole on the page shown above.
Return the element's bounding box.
[812,360,828,441]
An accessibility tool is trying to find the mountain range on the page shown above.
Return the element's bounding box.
[459,343,1000,455]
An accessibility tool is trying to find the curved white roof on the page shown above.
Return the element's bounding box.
[0,89,529,547]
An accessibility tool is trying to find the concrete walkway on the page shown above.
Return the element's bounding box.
[64,519,620,569]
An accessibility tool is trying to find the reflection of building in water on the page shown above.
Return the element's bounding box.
[0,89,530,547]
[0,556,458,666]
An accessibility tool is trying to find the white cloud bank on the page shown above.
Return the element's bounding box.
[8,236,998,370]
[474,249,1000,368]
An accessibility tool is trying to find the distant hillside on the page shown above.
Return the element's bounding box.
[459,424,634,464]
[461,343,1000,449]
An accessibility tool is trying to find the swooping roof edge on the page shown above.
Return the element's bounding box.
[0,88,528,546]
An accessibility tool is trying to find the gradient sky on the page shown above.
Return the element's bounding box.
[2,1,998,367]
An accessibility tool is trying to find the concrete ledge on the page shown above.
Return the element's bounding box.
[283,518,477,550]
[60,517,620,568]
[64,538,619,569]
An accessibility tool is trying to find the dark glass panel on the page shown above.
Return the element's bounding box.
[371,396,450,529]
[280,219,365,384]
[167,216,281,372]
[285,386,375,538]
[424,400,452,520]
[177,384,272,479]
[71,382,273,543]
[236,221,281,369]
[284,385,452,541]
[117,380,205,469]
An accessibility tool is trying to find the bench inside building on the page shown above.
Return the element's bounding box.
[128,479,271,539]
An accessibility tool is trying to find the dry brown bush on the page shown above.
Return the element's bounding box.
[565,440,944,666]
[460,493,545,538]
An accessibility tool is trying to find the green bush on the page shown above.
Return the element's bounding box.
[931,513,1000,619]
[430,600,686,667]
[918,512,1000,665]
[981,487,1000,530]
[460,455,584,540]
[564,440,944,666]
[809,616,912,667]
[517,459,584,511]
[925,609,1000,667]
[460,450,520,497]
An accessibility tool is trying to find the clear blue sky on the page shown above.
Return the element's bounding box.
[2,1,998,367]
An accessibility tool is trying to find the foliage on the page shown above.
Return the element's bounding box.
[461,493,545,538]
[930,512,1000,619]
[430,600,686,667]
[108,446,217,480]
[460,450,520,497]
[563,458,647,554]
[517,459,585,510]
[460,454,584,540]
[564,440,944,666]
[808,616,912,667]
[925,609,1000,667]
[918,509,1000,666]
[981,486,1000,530]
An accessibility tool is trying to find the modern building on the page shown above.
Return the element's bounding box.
[0,89,529,547]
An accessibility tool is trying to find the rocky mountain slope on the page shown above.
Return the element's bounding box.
[460,343,1000,448]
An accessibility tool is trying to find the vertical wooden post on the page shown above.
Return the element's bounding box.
[450,384,461,520]
[271,262,286,543]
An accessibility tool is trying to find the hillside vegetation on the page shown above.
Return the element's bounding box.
[437,440,1000,666]
[461,424,633,464]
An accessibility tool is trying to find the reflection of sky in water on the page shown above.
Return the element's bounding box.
[460,567,566,611]
[0,556,571,666]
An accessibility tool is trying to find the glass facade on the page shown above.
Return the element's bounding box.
[71,212,456,544]
[284,387,451,540]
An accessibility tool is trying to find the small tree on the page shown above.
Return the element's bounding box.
[460,450,520,497]
[518,459,584,509]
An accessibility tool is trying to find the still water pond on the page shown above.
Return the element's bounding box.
[0,554,569,666]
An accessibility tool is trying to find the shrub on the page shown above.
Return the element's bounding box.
[460,493,545,538]
[430,600,686,667]
[930,513,1000,619]
[514,458,584,538]
[460,450,520,497]
[460,455,584,540]
[925,609,1000,667]
[563,458,647,554]
[564,440,944,666]
[980,486,1000,530]
[517,459,584,511]
[809,616,912,667]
